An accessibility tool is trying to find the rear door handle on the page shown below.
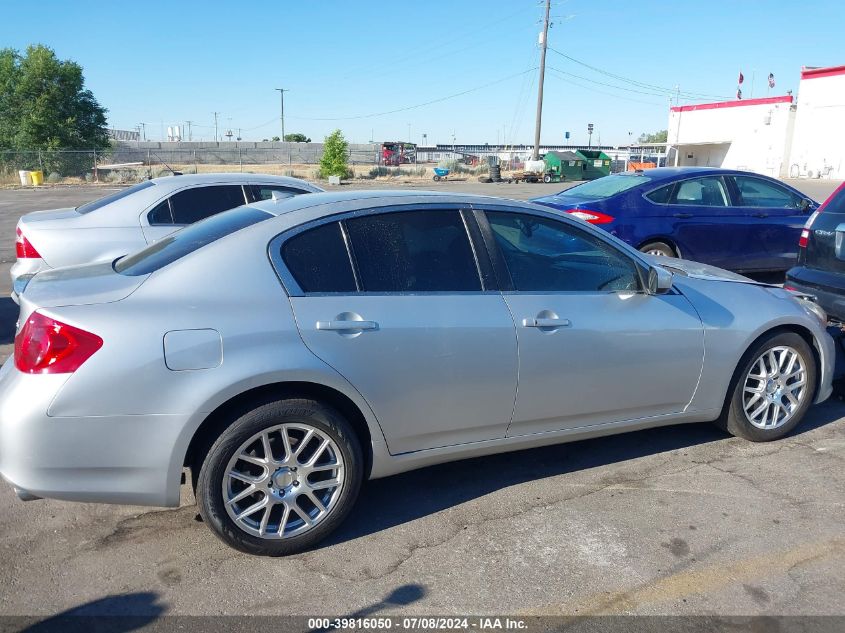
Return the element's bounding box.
[672,213,693,219]
[522,317,571,328]
[316,320,379,331]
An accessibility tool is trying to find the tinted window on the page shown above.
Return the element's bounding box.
[282,222,356,293]
[76,180,156,214]
[147,199,173,225]
[115,207,271,276]
[250,185,304,202]
[345,210,481,292]
[646,184,673,204]
[561,174,651,199]
[671,177,729,207]
[486,211,639,292]
[733,176,801,209]
[168,185,247,224]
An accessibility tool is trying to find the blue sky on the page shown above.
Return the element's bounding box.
[4,1,843,145]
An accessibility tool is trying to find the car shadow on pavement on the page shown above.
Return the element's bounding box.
[19,592,165,632]
[0,296,18,345]
[327,403,845,547]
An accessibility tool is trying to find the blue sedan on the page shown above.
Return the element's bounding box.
[531,167,818,272]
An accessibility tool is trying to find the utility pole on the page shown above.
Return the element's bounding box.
[212,112,219,142]
[532,0,551,161]
[138,122,146,141]
[275,88,289,140]
[185,120,193,141]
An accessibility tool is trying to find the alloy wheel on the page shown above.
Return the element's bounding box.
[742,346,807,429]
[222,423,345,539]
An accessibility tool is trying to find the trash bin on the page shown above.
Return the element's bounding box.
[29,170,44,186]
[543,151,584,182]
[18,170,31,186]
[575,150,612,180]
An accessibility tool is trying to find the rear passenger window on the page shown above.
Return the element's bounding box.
[345,210,481,292]
[168,185,247,225]
[646,185,673,204]
[282,222,356,293]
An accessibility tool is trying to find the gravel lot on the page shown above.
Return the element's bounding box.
[0,178,843,621]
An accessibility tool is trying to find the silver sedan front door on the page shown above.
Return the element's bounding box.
[479,209,705,437]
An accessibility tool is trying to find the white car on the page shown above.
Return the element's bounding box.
[11,173,323,299]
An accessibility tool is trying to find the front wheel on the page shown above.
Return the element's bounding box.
[543,174,552,183]
[718,332,817,441]
[197,398,363,556]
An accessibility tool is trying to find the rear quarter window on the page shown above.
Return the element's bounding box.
[115,207,271,276]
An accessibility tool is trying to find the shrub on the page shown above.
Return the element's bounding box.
[318,129,350,179]
[46,171,62,183]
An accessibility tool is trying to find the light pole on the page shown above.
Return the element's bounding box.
[275,88,289,141]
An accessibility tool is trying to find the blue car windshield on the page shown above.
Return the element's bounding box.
[561,174,652,199]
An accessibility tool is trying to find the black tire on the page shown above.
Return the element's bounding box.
[639,241,676,258]
[543,174,552,183]
[433,175,440,181]
[196,398,363,556]
[716,332,817,442]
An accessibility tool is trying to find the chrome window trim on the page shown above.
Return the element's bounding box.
[268,204,491,298]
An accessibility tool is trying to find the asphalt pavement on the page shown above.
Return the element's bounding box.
[0,178,843,621]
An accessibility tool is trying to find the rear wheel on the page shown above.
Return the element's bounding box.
[639,241,676,258]
[718,332,816,441]
[196,398,363,556]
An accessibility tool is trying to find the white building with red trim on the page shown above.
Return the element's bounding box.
[667,64,845,180]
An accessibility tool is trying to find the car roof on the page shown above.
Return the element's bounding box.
[147,172,323,191]
[623,166,777,183]
[249,189,538,218]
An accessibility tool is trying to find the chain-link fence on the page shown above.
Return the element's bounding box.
[0,144,390,185]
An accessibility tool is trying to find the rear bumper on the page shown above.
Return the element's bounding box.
[0,358,188,507]
[786,266,845,323]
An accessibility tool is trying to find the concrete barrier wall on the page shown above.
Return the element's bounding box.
[111,141,380,165]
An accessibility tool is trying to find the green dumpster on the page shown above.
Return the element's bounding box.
[575,150,612,180]
[543,151,584,182]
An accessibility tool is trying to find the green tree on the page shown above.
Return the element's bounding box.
[284,132,310,143]
[0,45,109,175]
[270,136,280,142]
[319,129,350,179]
[638,129,668,144]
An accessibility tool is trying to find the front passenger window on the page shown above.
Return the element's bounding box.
[486,212,639,292]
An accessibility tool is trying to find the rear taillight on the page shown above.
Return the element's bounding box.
[565,209,615,224]
[14,312,103,374]
[15,227,41,259]
[799,229,810,248]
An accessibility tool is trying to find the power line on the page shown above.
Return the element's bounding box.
[284,68,537,122]
[547,66,675,101]
[548,46,731,100]
[546,67,663,107]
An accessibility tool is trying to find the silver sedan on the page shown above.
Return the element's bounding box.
[0,191,834,556]
[11,172,323,299]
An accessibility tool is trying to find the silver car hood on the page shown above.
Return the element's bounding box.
[647,256,763,285]
[22,261,148,308]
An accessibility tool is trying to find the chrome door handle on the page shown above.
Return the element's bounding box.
[316,320,379,331]
[521,317,571,328]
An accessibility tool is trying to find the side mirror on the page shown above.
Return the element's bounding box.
[647,265,673,295]
[800,198,815,212]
